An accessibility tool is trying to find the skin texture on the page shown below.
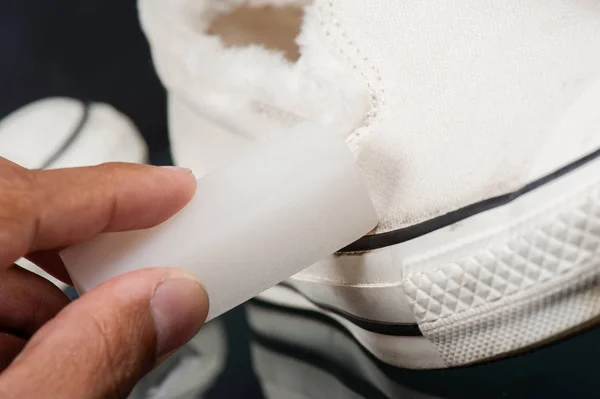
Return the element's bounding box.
[0,158,208,398]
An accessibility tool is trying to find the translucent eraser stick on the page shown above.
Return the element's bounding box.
[60,122,378,321]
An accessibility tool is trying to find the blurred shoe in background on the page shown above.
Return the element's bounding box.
[0,97,148,169]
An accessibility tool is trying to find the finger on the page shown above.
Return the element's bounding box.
[0,162,196,266]
[25,250,73,286]
[0,266,69,339]
[0,267,208,399]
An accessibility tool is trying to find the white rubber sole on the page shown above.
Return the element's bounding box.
[256,148,600,369]
[254,284,444,369]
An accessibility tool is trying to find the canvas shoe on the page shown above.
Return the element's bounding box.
[0,97,148,170]
[139,0,600,368]
[0,97,148,288]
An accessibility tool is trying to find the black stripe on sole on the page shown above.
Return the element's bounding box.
[278,282,422,336]
[40,101,90,170]
[341,147,600,253]
[251,297,380,343]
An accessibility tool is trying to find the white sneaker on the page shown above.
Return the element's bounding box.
[0,97,148,288]
[139,0,600,368]
[0,97,148,170]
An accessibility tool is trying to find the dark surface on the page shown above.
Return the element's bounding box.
[251,299,600,399]
[0,0,170,164]
[3,1,600,398]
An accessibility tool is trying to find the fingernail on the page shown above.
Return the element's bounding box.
[160,166,193,174]
[150,276,208,357]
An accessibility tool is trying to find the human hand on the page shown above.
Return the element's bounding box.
[0,158,208,398]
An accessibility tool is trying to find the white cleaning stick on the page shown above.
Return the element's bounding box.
[61,123,378,320]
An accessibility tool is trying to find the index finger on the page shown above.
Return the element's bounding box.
[0,160,196,267]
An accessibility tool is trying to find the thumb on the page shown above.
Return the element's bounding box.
[0,268,209,399]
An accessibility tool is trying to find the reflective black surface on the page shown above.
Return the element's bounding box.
[134,302,600,399]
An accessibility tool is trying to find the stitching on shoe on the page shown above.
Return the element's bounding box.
[317,0,385,147]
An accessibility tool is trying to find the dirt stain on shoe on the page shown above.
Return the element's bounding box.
[207,4,307,62]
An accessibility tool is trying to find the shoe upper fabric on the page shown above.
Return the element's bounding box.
[140,0,600,235]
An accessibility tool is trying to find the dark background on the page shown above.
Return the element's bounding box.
[0,0,169,163]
